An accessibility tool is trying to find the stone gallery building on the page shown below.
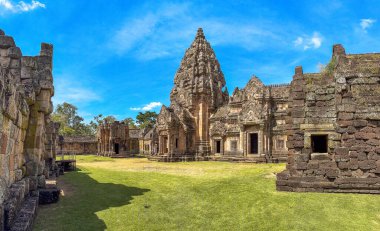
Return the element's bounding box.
[60,136,97,155]
[156,28,289,162]
[0,29,60,230]
[96,122,157,156]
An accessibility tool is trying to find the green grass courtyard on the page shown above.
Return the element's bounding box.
[34,155,380,231]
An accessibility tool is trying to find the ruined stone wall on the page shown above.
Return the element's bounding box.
[277,45,380,193]
[0,29,56,230]
[59,136,97,155]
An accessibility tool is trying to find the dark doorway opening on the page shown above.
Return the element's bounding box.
[164,137,168,153]
[114,143,119,154]
[311,135,328,153]
[216,140,221,153]
[250,133,258,154]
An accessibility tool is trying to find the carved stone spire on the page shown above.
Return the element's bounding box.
[170,28,228,111]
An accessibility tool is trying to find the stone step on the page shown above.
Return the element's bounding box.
[8,195,39,231]
[39,188,60,205]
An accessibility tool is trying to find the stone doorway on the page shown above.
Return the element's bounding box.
[249,133,258,154]
[114,143,119,154]
[216,140,221,153]
[163,136,168,153]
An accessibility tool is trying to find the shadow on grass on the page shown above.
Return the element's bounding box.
[35,167,150,231]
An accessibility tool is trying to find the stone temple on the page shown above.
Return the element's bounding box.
[2,25,380,231]
[153,28,380,194]
[154,28,289,162]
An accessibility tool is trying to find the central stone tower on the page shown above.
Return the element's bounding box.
[156,28,228,158]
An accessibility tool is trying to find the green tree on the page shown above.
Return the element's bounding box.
[52,102,94,136]
[122,117,138,129]
[136,111,158,129]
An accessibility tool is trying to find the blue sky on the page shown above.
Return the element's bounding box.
[1,0,380,122]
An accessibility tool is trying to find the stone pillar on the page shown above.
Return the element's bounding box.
[167,135,171,154]
[23,43,54,190]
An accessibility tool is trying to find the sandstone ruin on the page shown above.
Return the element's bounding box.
[154,28,289,162]
[2,25,380,231]
[154,28,380,193]
[276,45,380,193]
[96,121,157,156]
[0,29,59,230]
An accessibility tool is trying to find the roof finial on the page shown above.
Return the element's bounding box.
[196,28,205,38]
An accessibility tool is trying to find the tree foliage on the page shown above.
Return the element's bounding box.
[122,117,138,128]
[52,102,94,136]
[136,111,158,129]
[52,102,158,137]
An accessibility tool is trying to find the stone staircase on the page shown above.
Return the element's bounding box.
[208,155,266,163]
[7,194,39,231]
[2,173,61,231]
[148,155,196,162]
[195,140,211,158]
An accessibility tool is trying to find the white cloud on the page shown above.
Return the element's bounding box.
[360,18,376,31]
[52,77,101,105]
[130,102,162,111]
[294,37,303,46]
[108,3,288,60]
[294,32,323,50]
[0,0,45,13]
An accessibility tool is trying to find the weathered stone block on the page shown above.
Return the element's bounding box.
[358,160,376,170]
[7,47,21,59]
[335,147,349,155]
[25,162,38,176]
[349,151,358,158]
[338,161,349,169]
[293,140,304,148]
[337,120,353,128]
[355,132,376,140]
[311,153,330,160]
[37,175,45,188]
[326,169,339,178]
[367,139,380,146]
[349,159,359,170]
[353,120,368,128]
[347,126,357,134]
[319,161,337,168]
[39,188,60,205]
[28,177,37,191]
[338,112,354,120]
[357,152,367,161]
[296,162,307,170]
[0,36,15,49]
[307,160,319,169]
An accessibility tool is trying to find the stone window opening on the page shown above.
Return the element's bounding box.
[175,138,178,149]
[311,135,328,153]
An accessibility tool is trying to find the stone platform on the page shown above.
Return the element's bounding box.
[148,154,285,163]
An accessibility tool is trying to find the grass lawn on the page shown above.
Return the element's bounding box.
[34,155,380,231]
